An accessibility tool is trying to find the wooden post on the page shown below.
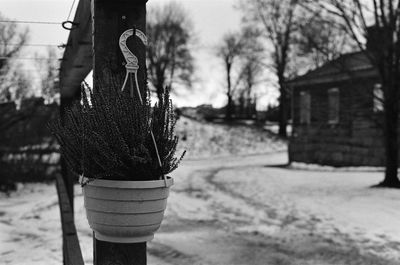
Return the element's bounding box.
[56,174,85,265]
[92,0,148,264]
[93,0,147,94]
[59,86,81,213]
[60,88,81,265]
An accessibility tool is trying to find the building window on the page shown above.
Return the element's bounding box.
[328,88,339,124]
[373,83,383,113]
[299,91,311,124]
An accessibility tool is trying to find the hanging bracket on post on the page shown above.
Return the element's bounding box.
[119,28,166,186]
[119,28,147,98]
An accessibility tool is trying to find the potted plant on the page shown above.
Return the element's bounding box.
[50,78,184,243]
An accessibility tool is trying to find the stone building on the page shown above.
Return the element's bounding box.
[287,51,386,166]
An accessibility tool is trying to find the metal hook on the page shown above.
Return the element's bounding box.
[119,28,148,73]
[62,20,79,30]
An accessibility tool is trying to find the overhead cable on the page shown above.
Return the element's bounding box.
[0,20,60,25]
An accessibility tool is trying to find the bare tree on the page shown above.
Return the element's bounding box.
[239,0,302,137]
[216,32,245,120]
[35,47,60,103]
[297,8,357,69]
[236,30,265,118]
[146,2,194,101]
[0,63,32,102]
[0,12,30,102]
[238,56,264,117]
[0,12,29,71]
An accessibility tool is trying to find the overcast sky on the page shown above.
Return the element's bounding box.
[1,0,276,108]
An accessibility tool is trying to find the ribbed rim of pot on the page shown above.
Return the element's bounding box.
[86,176,174,189]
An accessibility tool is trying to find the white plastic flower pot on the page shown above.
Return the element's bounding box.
[83,177,173,243]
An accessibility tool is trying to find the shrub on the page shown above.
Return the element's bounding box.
[50,80,184,181]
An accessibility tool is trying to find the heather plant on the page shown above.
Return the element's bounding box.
[50,80,184,181]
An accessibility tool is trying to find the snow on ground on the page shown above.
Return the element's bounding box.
[1,118,400,264]
[175,116,286,158]
[212,161,400,263]
[289,162,384,172]
[0,183,62,265]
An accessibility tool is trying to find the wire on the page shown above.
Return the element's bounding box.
[0,1,78,27]
[0,57,60,61]
[67,0,77,21]
[0,43,62,47]
[0,20,60,25]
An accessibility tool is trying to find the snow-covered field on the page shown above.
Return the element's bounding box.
[175,117,286,158]
[1,118,400,264]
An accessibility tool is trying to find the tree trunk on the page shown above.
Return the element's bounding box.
[0,58,6,71]
[226,94,233,121]
[379,83,400,187]
[155,68,165,102]
[225,62,233,121]
[246,80,252,119]
[156,82,164,102]
[278,79,288,137]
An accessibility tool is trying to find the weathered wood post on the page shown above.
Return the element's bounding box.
[93,0,147,88]
[92,0,148,264]
[60,89,81,211]
[60,86,81,265]
[59,0,93,217]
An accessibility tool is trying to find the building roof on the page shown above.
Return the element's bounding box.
[287,51,379,87]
